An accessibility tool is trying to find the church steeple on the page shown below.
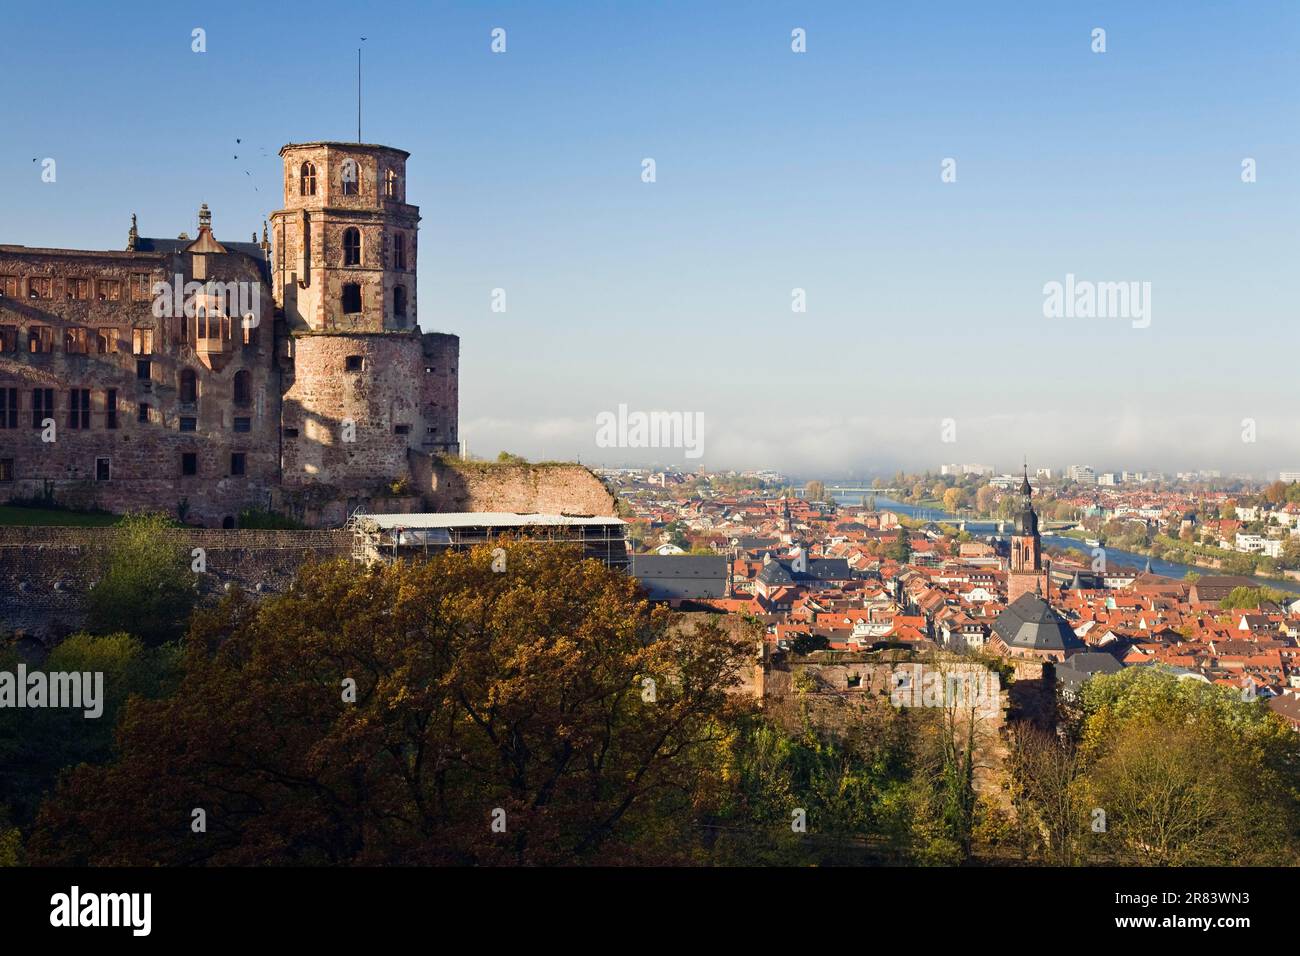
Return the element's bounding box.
[1008,459,1048,604]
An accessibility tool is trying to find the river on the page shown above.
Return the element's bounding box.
[835,494,1300,595]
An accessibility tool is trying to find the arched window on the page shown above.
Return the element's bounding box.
[394,233,406,270]
[233,370,251,406]
[384,168,398,199]
[340,159,359,196]
[300,162,317,196]
[341,283,362,315]
[393,286,407,321]
[342,228,361,266]
[180,368,197,403]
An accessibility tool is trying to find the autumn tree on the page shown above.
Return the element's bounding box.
[942,487,964,514]
[29,544,752,866]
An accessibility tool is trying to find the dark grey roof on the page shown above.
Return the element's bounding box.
[1056,651,1122,679]
[136,237,267,259]
[631,555,727,579]
[756,561,795,587]
[992,592,1085,652]
[632,554,727,601]
[804,558,851,581]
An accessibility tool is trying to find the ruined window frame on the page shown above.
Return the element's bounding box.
[97,278,121,302]
[233,369,252,406]
[64,327,89,354]
[340,159,360,196]
[27,326,53,354]
[0,387,17,429]
[31,388,53,428]
[300,161,317,197]
[342,227,362,267]
[132,327,154,355]
[341,283,362,315]
[67,388,91,430]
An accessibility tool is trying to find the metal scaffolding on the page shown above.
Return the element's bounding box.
[346,511,630,571]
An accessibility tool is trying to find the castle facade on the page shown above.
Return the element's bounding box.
[0,141,459,527]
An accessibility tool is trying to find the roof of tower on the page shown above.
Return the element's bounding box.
[993,592,1085,653]
[280,142,410,158]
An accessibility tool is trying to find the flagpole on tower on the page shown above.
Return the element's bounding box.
[357,37,367,142]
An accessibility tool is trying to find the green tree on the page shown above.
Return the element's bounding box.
[0,633,179,834]
[86,512,195,645]
[1076,668,1300,865]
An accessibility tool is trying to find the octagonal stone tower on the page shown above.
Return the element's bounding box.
[270,142,459,502]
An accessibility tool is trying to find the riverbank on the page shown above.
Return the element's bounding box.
[1054,528,1300,585]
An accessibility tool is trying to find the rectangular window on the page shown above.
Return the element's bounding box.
[28,326,53,353]
[68,388,91,429]
[230,452,246,476]
[0,327,15,352]
[284,427,299,438]
[345,355,364,372]
[96,328,119,353]
[0,459,12,482]
[394,424,411,435]
[179,417,197,432]
[32,388,53,428]
[394,233,406,270]
[0,388,17,429]
[105,389,118,429]
[67,278,90,301]
[137,403,150,423]
[64,327,89,354]
[233,417,251,433]
[98,279,121,301]
[136,359,152,381]
[95,457,111,482]
[132,327,153,355]
[28,277,52,300]
[181,452,197,476]
[0,276,18,298]
[131,273,151,302]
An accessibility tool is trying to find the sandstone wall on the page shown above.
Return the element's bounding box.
[422,459,617,516]
[0,527,351,641]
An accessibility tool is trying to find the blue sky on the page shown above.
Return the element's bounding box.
[3,1,1298,477]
